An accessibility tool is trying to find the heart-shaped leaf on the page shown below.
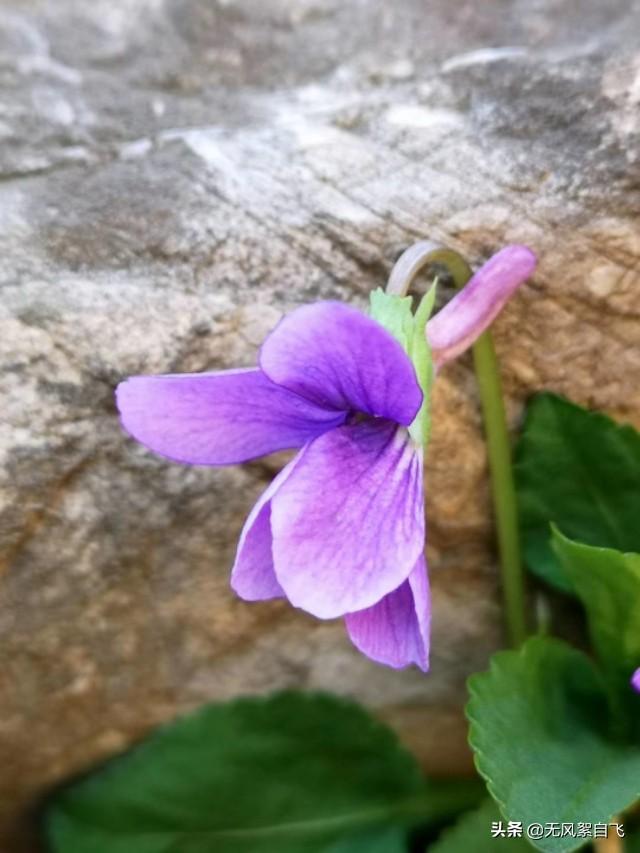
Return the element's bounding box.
[467,637,640,853]
[514,394,640,592]
[327,825,408,852]
[45,691,481,853]
[428,800,534,852]
[552,529,640,713]
[627,830,640,852]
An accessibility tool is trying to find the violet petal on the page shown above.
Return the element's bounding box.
[632,667,640,693]
[116,368,345,465]
[230,455,306,601]
[260,301,423,426]
[426,245,537,368]
[345,554,430,671]
[271,419,424,618]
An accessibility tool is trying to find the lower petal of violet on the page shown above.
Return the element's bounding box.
[345,555,430,672]
[270,419,425,619]
[230,454,306,601]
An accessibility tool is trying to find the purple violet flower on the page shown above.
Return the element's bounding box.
[632,668,640,693]
[116,244,536,671]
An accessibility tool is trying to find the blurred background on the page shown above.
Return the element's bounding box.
[1,0,639,849]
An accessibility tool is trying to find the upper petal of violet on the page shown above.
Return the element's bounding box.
[116,368,346,465]
[426,244,537,368]
[632,667,640,693]
[345,554,430,671]
[270,418,424,619]
[259,302,423,425]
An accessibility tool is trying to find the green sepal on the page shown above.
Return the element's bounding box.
[408,285,437,446]
[369,289,414,352]
[369,286,437,447]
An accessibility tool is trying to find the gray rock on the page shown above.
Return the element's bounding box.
[1,0,639,848]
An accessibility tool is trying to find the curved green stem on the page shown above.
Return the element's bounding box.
[386,240,474,295]
[471,330,528,647]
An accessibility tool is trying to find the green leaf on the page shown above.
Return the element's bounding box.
[467,637,640,853]
[45,691,481,853]
[326,826,408,852]
[514,393,640,592]
[429,800,533,852]
[627,830,640,852]
[551,529,640,711]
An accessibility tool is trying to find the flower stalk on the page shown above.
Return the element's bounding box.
[471,327,528,647]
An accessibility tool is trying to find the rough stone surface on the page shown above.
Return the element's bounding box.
[1,0,640,849]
